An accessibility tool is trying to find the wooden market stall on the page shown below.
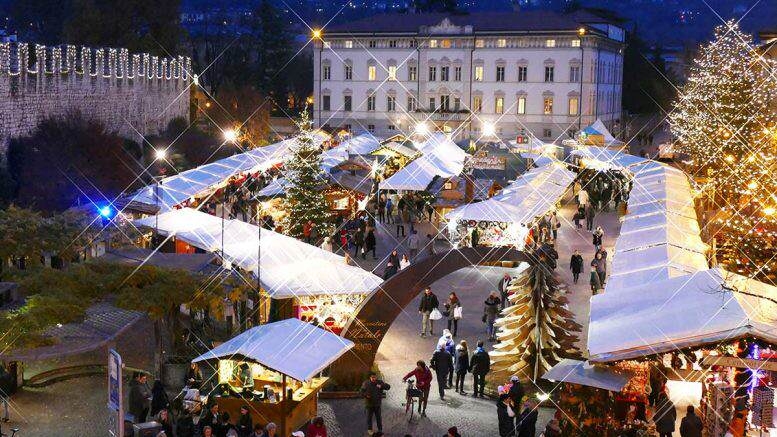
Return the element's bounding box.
[192,318,354,436]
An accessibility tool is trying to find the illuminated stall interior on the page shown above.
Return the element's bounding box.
[193,318,354,436]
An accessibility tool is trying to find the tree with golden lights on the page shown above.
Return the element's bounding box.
[670,21,777,279]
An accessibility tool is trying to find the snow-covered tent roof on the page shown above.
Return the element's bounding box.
[339,133,383,155]
[446,198,529,223]
[606,265,702,293]
[380,133,467,191]
[614,225,708,254]
[192,318,354,382]
[542,359,633,392]
[125,132,330,211]
[589,268,777,362]
[571,146,648,170]
[256,178,290,198]
[620,211,701,236]
[626,199,698,220]
[134,208,382,297]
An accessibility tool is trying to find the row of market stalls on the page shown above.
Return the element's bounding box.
[445,162,576,248]
[543,147,777,435]
[134,208,382,333]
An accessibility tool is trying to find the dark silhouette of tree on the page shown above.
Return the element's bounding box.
[622,31,676,114]
[6,113,143,212]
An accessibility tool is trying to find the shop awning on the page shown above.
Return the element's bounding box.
[446,198,529,223]
[589,268,777,362]
[542,359,632,392]
[134,208,382,297]
[626,199,698,220]
[614,224,708,254]
[339,133,383,155]
[192,318,354,382]
[571,146,646,170]
[380,133,468,191]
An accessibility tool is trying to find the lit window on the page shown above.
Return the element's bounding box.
[429,39,438,48]
[473,96,482,112]
[569,97,579,115]
[543,97,553,114]
[571,39,581,48]
[345,40,353,48]
[517,96,526,114]
[388,65,397,80]
[474,65,483,81]
[497,38,506,48]
[495,97,504,114]
[475,40,484,48]
[545,39,556,48]
[441,39,451,48]
[368,65,376,81]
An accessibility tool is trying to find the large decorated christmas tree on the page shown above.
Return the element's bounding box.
[490,260,581,382]
[670,21,777,279]
[282,109,333,239]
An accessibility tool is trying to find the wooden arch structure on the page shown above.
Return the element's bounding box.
[330,246,528,390]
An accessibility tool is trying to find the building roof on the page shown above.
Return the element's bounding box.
[325,10,611,36]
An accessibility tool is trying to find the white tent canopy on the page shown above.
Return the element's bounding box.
[192,318,354,382]
[571,146,646,170]
[589,268,777,362]
[620,211,701,236]
[610,243,708,278]
[626,199,698,220]
[606,265,702,293]
[542,359,633,392]
[614,225,708,254]
[379,133,467,191]
[125,132,330,211]
[134,208,382,297]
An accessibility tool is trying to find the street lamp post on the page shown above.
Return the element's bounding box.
[153,148,167,242]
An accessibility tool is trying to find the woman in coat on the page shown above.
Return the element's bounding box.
[497,392,516,436]
[589,266,602,294]
[569,250,583,284]
[236,405,253,437]
[592,226,604,251]
[445,292,462,337]
[654,394,677,437]
[454,340,469,394]
[383,250,400,279]
[365,229,377,259]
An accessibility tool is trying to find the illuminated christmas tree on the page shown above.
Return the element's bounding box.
[670,21,777,278]
[282,109,333,240]
[490,260,581,382]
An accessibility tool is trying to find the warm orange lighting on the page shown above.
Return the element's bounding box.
[578,27,586,36]
[764,206,776,216]
[748,181,758,190]
[312,29,322,39]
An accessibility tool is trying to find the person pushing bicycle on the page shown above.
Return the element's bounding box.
[403,360,433,417]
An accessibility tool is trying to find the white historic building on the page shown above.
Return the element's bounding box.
[313,10,625,143]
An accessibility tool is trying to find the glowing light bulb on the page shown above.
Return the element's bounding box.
[483,122,496,137]
[154,148,167,161]
[223,129,238,143]
[414,122,429,136]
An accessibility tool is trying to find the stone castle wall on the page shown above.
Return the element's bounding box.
[0,42,192,154]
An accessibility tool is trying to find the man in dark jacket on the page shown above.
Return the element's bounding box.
[353,228,365,259]
[469,340,491,398]
[359,372,390,434]
[679,405,703,437]
[570,250,583,283]
[654,394,677,437]
[418,288,440,337]
[128,372,152,423]
[430,345,453,400]
[517,400,539,437]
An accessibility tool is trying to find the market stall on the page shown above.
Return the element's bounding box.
[192,318,354,435]
[379,133,468,192]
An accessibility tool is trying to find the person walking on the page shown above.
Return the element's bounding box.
[585,203,596,231]
[385,197,394,224]
[577,187,589,207]
[654,393,677,437]
[471,227,480,247]
[592,226,604,251]
[573,205,584,229]
[430,345,453,400]
[384,250,400,280]
[454,340,469,394]
[517,400,538,437]
[303,220,314,244]
[403,360,433,416]
[419,287,440,337]
[359,372,390,435]
[589,266,602,295]
[570,250,583,284]
[408,230,421,260]
[354,227,365,259]
[469,340,491,398]
[378,196,386,223]
[483,291,501,342]
[445,292,462,337]
[437,330,456,387]
[593,251,607,286]
[497,273,511,310]
[365,228,377,260]
[679,405,703,437]
[549,211,560,240]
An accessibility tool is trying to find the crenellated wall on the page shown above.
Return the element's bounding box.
[0,42,192,153]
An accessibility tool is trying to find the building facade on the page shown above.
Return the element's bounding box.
[314,10,625,142]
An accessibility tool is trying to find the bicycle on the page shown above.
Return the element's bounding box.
[404,379,422,422]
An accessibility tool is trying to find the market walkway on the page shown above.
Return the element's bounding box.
[321,190,622,436]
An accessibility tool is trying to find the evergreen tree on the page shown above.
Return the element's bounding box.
[670,21,777,279]
[282,109,332,240]
[490,258,580,382]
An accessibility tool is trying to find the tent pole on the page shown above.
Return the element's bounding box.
[281,374,287,434]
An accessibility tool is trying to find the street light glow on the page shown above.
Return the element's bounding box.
[414,122,429,136]
[99,206,112,218]
[224,129,238,143]
[154,148,167,161]
[312,29,322,39]
[483,122,496,137]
